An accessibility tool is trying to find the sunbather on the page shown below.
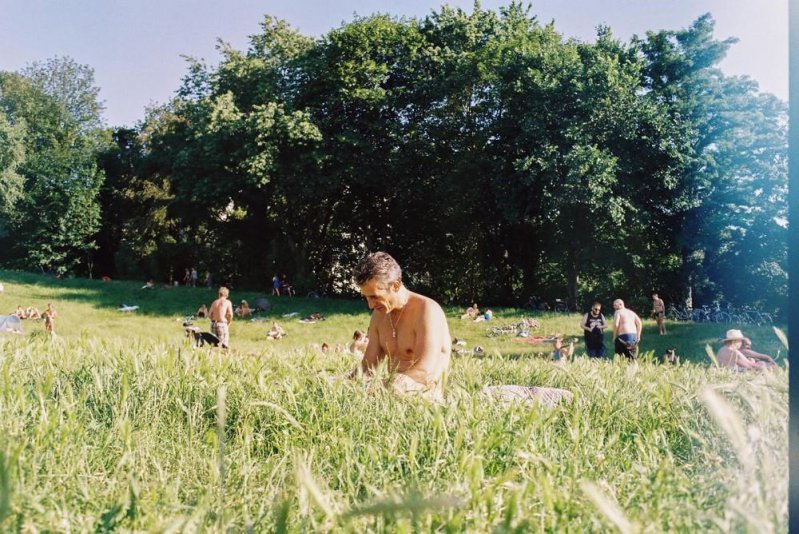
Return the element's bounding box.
[267,321,286,340]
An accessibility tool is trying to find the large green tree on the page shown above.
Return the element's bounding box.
[0,58,107,275]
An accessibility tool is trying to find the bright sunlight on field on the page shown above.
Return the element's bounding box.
[0,271,788,531]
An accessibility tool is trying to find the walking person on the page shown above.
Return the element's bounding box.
[612,299,642,359]
[272,274,280,296]
[580,302,607,357]
[209,287,233,349]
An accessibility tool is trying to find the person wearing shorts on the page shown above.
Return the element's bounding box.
[612,299,642,359]
[209,286,233,349]
[651,292,666,335]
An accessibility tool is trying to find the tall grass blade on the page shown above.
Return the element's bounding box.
[698,387,751,469]
[580,480,635,534]
[0,451,10,524]
[296,463,335,520]
[773,327,788,350]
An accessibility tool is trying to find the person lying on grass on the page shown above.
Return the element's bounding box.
[349,252,451,402]
[716,329,772,371]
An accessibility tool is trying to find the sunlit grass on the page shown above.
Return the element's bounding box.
[0,270,788,531]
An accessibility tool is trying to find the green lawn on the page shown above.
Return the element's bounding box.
[0,270,788,531]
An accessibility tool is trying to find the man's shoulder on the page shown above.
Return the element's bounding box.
[411,292,445,314]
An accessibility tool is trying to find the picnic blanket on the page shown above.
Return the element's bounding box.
[0,315,23,333]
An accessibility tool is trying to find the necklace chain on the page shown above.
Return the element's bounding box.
[388,302,406,338]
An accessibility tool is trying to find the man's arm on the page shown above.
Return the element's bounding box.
[612,311,619,338]
[733,351,761,369]
[635,314,642,340]
[741,348,776,365]
[225,301,234,324]
[358,313,385,375]
[402,302,450,385]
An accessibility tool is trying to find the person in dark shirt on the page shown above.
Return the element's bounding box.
[580,302,607,358]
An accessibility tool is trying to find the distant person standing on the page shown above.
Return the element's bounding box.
[612,299,642,359]
[190,267,198,287]
[43,302,57,336]
[209,287,234,349]
[580,302,607,357]
[651,292,666,335]
[281,274,295,297]
[182,268,191,286]
[272,274,281,296]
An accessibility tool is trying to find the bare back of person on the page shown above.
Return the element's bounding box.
[614,308,639,336]
[209,297,232,323]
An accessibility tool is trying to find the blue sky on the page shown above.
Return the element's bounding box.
[0,0,787,127]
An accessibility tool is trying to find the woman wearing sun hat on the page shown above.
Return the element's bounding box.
[716,329,771,371]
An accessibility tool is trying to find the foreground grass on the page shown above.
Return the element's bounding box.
[0,271,789,531]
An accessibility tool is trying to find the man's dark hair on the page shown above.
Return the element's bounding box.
[353,252,402,286]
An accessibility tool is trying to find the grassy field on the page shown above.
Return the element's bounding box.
[0,270,788,531]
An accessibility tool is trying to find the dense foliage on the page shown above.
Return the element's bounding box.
[0,6,788,313]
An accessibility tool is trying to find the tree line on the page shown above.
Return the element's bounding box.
[0,5,787,313]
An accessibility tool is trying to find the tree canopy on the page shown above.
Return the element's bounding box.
[0,6,787,313]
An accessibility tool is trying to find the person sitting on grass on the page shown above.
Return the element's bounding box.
[473,309,493,323]
[266,321,286,340]
[235,299,252,318]
[740,336,777,368]
[15,305,26,319]
[551,335,575,363]
[349,329,369,355]
[26,306,41,320]
[196,303,208,318]
[715,329,771,371]
[348,252,451,402]
[460,303,480,320]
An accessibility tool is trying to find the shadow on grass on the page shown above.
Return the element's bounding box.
[0,269,368,319]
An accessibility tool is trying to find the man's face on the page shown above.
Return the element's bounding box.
[360,278,399,313]
[613,301,622,311]
[591,305,601,315]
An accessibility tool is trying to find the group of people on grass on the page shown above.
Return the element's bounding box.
[271,274,295,297]
[184,251,777,405]
[12,303,56,334]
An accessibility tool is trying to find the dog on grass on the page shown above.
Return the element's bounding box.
[185,325,220,347]
[662,348,680,365]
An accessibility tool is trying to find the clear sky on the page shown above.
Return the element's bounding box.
[0,0,787,127]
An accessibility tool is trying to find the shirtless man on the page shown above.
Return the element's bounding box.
[351,252,451,401]
[651,292,666,335]
[612,299,642,359]
[43,303,57,335]
[209,286,234,349]
[740,336,777,368]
